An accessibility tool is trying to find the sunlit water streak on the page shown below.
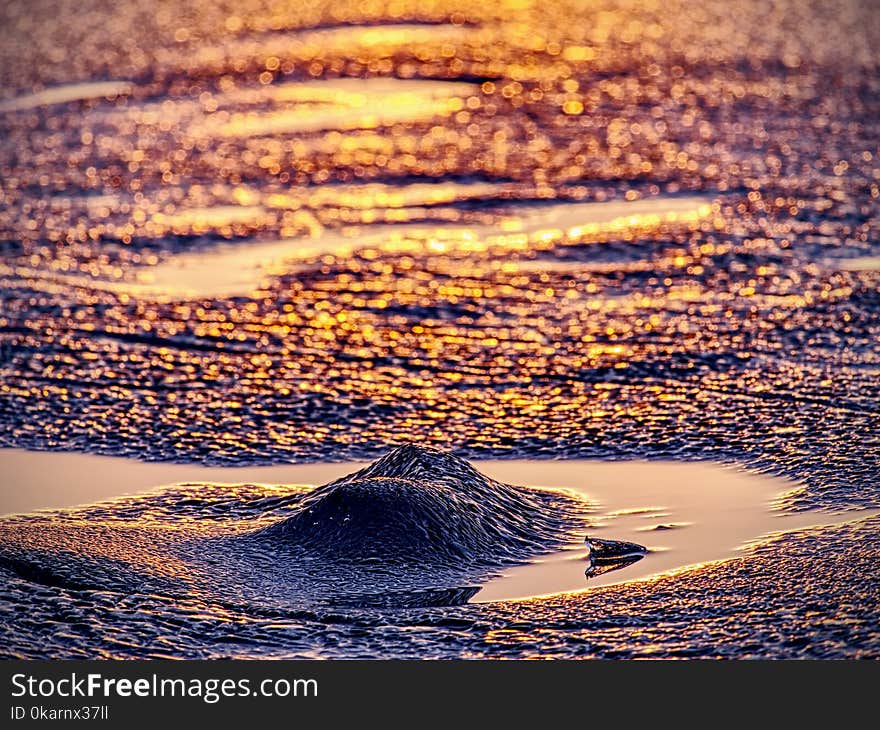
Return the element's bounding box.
[0,194,713,299]
[0,80,132,112]
[134,194,711,298]
[193,78,480,137]
[178,22,485,75]
[833,257,880,272]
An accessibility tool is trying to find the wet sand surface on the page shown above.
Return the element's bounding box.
[3,448,874,603]
[0,448,877,658]
[0,0,878,658]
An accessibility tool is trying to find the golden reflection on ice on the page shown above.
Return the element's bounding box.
[150,205,267,232]
[0,195,714,299]
[133,196,714,298]
[198,78,479,138]
[0,80,132,112]
[259,180,512,210]
[185,22,483,73]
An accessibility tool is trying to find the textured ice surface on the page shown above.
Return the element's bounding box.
[0,0,878,657]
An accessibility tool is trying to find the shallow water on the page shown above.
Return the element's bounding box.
[4,448,871,603]
[2,445,876,656]
[0,0,879,658]
[1,446,878,658]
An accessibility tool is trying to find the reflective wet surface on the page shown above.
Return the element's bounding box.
[0,0,879,657]
[0,447,594,612]
[9,447,871,604]
[1,446,876,657]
